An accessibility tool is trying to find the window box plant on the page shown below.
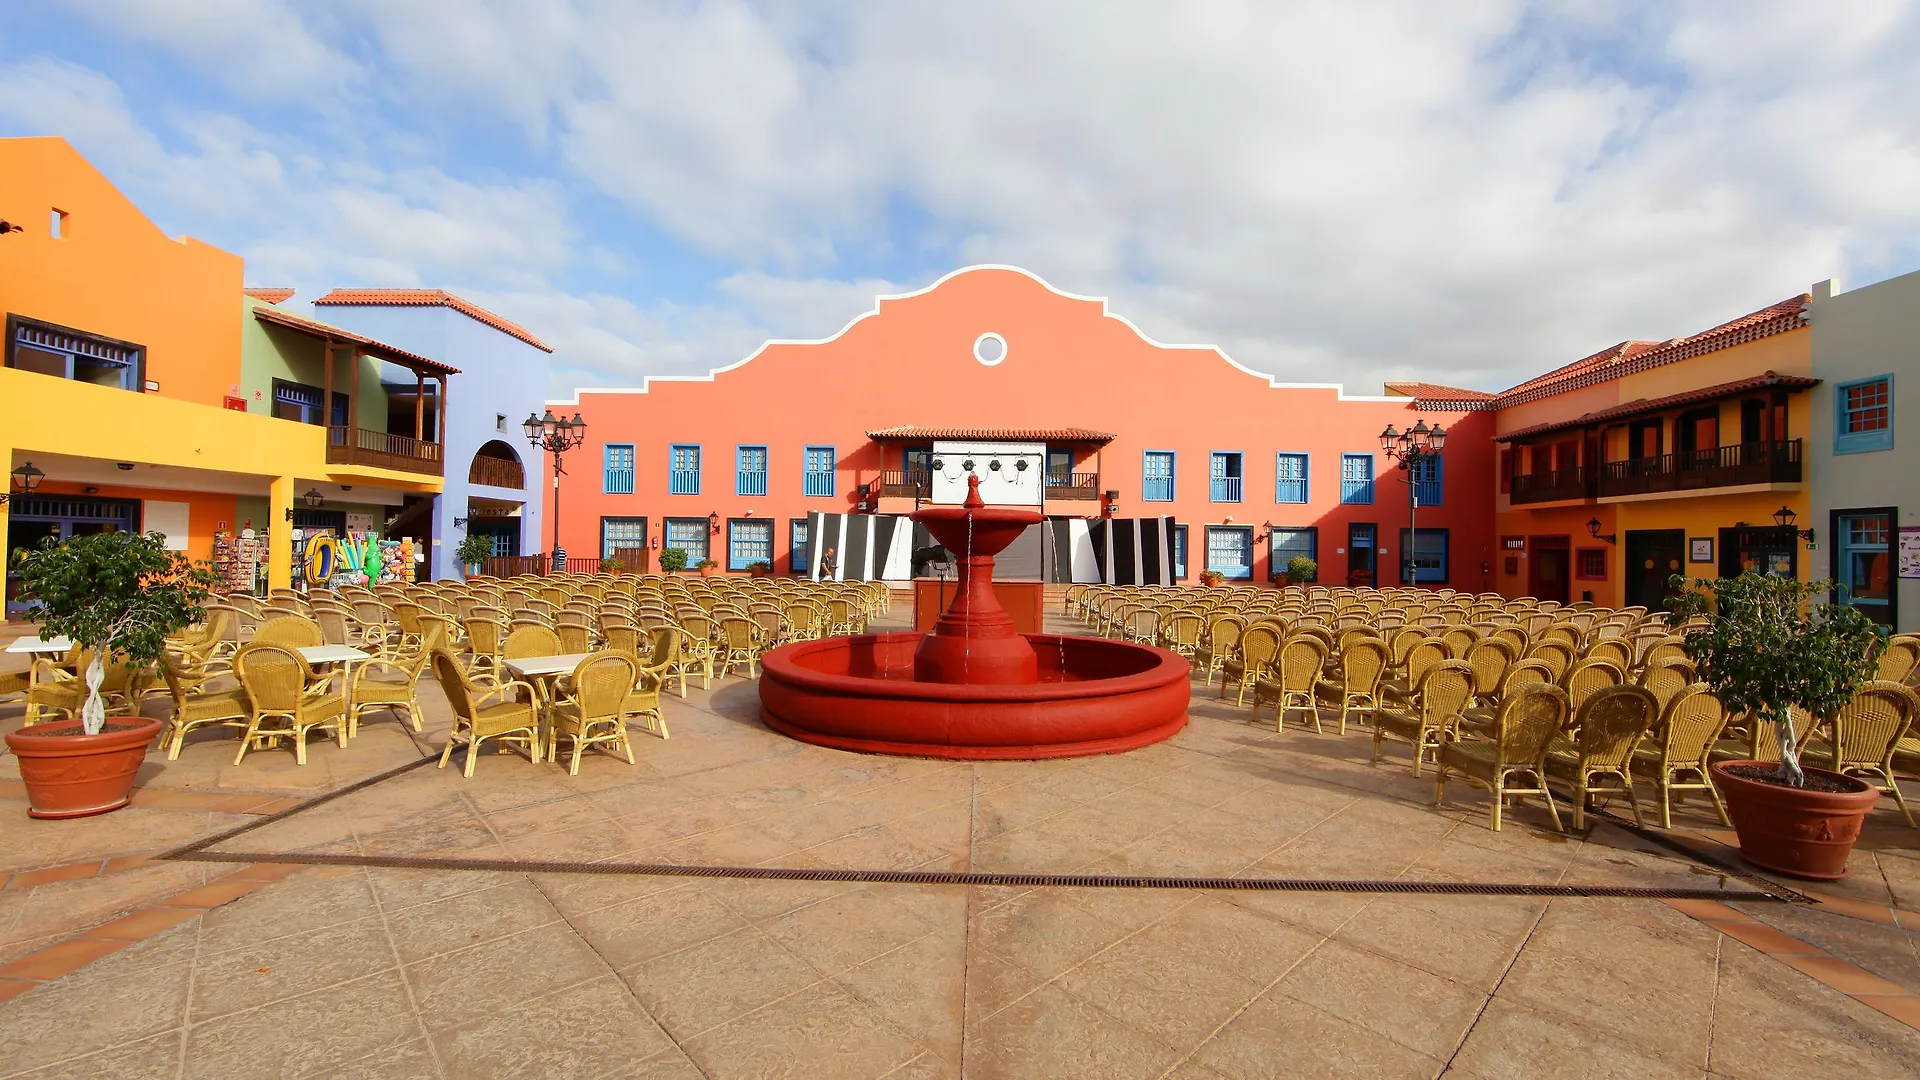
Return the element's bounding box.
[5,531,215,818]
[657,547,689,573]
[1668,572,1885,879]
[1198,570,1225,587]
[1284,556,1317,585]
[454,533,495,577]
[696,558,721,578]
[746,560,773,577]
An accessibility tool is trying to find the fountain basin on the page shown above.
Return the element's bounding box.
[758,632,1190,759]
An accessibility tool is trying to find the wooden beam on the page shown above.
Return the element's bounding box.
[347,347,360,443]
[436,376,448,453]
[322,343,335,431]
[414,371,425,443]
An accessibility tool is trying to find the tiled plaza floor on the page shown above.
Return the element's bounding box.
[3,608,1920,1078]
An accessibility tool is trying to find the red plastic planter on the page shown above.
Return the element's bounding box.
[6,716,162,819]
[1710,760,1879,880]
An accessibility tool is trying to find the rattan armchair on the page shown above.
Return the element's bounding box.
[1628,685,1731,829]
[1197,615,1247,686]
[1435,682,1569,831]
[549,651,644,775]
[252,614,324,649]
[349,622,446,736]
[1372,660,1474,776]
[1820,681,1917,827]
[1379,641,1450,709]
[715,615,764,678]
[1220,625,1282,706]
[1875,635,1920,684]
[1316,637,1387,735]
[1252,636,1330,733]
[432,650,543,777]
[1544,683,1658,829]
[159,663,251,760]
[24,652,146,726]
[232,642,347,766]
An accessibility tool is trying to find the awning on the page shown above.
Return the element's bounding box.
[1494,371,1816,442]
[252,306,461,377]
[865,425,1115,444]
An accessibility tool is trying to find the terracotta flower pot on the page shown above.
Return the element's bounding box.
[1710,760,1879,880]
[5,716,162,820]
[698,565,719,578]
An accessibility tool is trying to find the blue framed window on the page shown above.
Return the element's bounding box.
[1269,527,1317,579]
[600,516,645,560]
[1399,528,1449,584]
[736,445,768,496]
[790,518,810,573]
[1210,452,1243,503]
[802,446,836,497]
[1411,455,1443,506]
[1142,451,1175,502]
[1835,375,1893,454]
[1205,526,1254,580]
[664,517,708,563]
[727,518,773,570]
[11,316,144,392]
[1172,524,1188,580]
[603,443,635,494]
[1275,453,1308,504]
[669,444,701,495]
[1837,513,1892,621]
[1340,453,1375,504]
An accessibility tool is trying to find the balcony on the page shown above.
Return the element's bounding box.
[1045,470,1098,500]
[1510,466,1594,506]
[881,469,931,499]
[469,455,524,489]
[327,426,443,476]
[1598,439,1802,499]
[668,468,700,495]
[802,470,835,497]
[1210,476,1243,503]
[737,470,768,497]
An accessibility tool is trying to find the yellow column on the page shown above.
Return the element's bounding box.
[0,447,12,599]
[269,475,294,592]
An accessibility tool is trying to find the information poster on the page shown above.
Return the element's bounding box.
[1898,526,1920,579]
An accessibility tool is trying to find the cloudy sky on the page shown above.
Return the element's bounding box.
[4,1,1917,397]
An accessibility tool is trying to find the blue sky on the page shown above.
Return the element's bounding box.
[4,1,1917,398]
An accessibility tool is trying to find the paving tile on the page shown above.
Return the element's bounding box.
[296,1036,441,1080]
[6,1030,183,1080]
[1714,919,1826,956]
[1709,945,1920,1078]
[1278,938,1487,1059]
[683,978,929,1079]
[1776,954,1914,997]
[621,925,823,1038]
[1447,997,1705,1080]
[5,861,104,890]
[163,878,269,909]
[432,975,678,1080]
[1193,993,1445,1080]
[382,877,562,964]
[0,937,130,980]
[196,866,376,952]
[184,970,420,1080]
[83,905,204,941]
[0,943,192,1074]
[405,921,610,1031]
[565,884,751,970]
[191,915,395,1021]
[760,885,935,976]
[832,929,967,1064]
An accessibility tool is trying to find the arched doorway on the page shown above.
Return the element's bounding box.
[468,440,524,489]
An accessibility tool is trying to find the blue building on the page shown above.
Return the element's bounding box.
[311,289,552,579]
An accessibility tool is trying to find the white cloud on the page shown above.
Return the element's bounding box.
[61,0,361,101]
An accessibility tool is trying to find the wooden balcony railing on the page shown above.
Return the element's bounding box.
[468,455,524,489]
[1597,439,1802,498]
[881,469,932,499]
[327,426,444,476]
[1510,466,1594,505]
[1045,470,1099,500]
[476,551,651,578]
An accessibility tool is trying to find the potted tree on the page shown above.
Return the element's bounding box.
[1668,572,1885,879]
[657,547,689,574]
[696,558,721,578]
[5,531,215,818]
[1198,570,1225,588]
[1285,555,1318,586]
[454,532,495,577]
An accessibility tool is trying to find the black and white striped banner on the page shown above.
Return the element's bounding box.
[1088,517,1178,586]
[806,512,913,581]
[807,512,1176,585]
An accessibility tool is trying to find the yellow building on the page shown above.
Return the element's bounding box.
[0,137,451,602]
[1492,290,1819,609]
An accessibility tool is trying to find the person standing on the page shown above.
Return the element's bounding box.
[819,545,838,581]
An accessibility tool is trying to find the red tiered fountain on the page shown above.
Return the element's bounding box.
[758,476,1190,759]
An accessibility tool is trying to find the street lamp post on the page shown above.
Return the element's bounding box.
[1379,421,1448,588]
[524,409,587,572]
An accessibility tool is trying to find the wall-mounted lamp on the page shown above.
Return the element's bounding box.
[453,517,469,528]
[0,220,23,236]
[0,461,45,506]
[82,486,99,495]
[1255,520,1273,543]
[285,487,325,521]
[115,462,135,471]
[708,511,721,534]
[1585,517,1617,545]
[1102,490,1121,517]
[1773,506,1815,543]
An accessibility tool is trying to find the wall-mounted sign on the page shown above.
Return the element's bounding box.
[1501,536,1525,550]
[1899,526,1920,579]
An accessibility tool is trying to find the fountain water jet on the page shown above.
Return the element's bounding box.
[758,476,1190,759]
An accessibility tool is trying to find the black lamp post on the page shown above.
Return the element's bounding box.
[2,461,45,505]
[1773,505,1815,543]
[524,409,587,570]
[1379,421,1448,587]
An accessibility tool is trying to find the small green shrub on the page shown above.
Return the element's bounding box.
[658,547,689,572]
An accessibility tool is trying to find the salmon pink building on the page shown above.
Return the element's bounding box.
[546,267,1496,589]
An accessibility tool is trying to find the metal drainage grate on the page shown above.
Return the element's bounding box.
[161,848,1783,901]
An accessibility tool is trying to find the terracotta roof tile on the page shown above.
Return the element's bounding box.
[1495,371,1818,441]
[312,288,553,353]
[1383,382,1495,410]
[243,287,294,304]
[1494,295,1808,408]
[865,425,1116,444]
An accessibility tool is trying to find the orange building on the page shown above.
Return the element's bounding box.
[1491,292,1817,609]
[548,267,1497,588]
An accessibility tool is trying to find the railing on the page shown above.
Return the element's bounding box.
[1044,470,1098,500]
[1275,477,1307,503]
[802,470,835,497]
[881,469,932,499]
[326,426,443,476]
[469,455,525,489]
[1597,439,1802,498]
[736,470,768,497]
[603,467,634,494]
[1142,476,1174,502]
[475,551,650,578]
[1510,466,1594,505]
[668,468,700,495]
[1210,476,1243,503]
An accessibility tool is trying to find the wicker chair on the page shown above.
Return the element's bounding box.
[1876,635,1920,684]
[1252,636,1330,733]
[159,663,251,761]
[348,622,446,736]
[431,650,543,777]
[555,623,593,654]
[463,616,506,678]
[1636,658,1697,731]
[252,614,323,649]
[25,652,147,726]
[503,624,563,660]
[1435,682,1570,831]
[548,651,644,775]
[1380,640,1450,709]
[1524,640,1576,683]
[1629,685,1731,829]
[1315,637,1388,735]
[1220,624,1283,706]
[1820,681,1917,827]
[714,616,764,678]
[678,614,720,690]
[1462,638,1516,705]
[1583,637,1633,671]
[1198,615,1247,686]
[1372,660,1475,777]
[1563,658,1626,718]
[1161,613,1206,660]
[1544,683,1659,829]
[231,642,347,766]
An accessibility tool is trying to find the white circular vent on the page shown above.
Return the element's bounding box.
[973,332,1008,366]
